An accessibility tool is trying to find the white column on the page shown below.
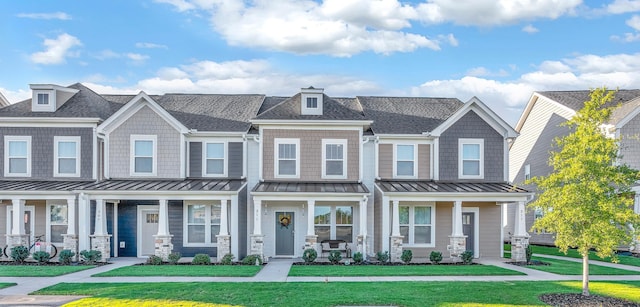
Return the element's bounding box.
[513,201,528,237]
[66,197,76,235]
[381,196,390,251]
[11,198,25,235]
[219,199,229,236]
[78,194,90,252]
[359,198,367,237]
[94,198,107,235]
[157,199,169,236]
[253,199,262,235]
[307,200,315,236]
[452,201,463,236]
[391,200,400,236]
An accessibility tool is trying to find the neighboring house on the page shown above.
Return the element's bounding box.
[0,92,9,107]
[0,83,531,262]
[508,90,640,246]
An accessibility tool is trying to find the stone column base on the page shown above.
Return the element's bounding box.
[356,234,366,258]
[448,235,467,259]
[90,234,112,262]
[250,234,264,261]
[511,235,530,262]
[390,235,403,263]
[216,234,231,262]
[153,234,174,261]
[4,234,28,258]
[304,235,318,252]
[62,234,79,261]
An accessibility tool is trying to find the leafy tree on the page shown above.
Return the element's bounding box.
[528,87,640,296]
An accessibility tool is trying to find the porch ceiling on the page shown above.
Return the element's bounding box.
[252,181,369,194]
[376,180,529,194]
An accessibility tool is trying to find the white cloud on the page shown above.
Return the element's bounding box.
[94,49,120,60]
[0,87,31,104]
[522,24,539,33]
[30,33,82,65]
[466,67,509,77]
[606,0,640,14]
[93,50,149,63]
[126,53,150,62]
[627,15,640,30]
[135,42,168,49]
[155,0,195,12]
[17,12,71,20]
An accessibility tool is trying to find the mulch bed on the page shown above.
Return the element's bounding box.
[293,261,478,266]
[540,293,639,306]
[0,261,108,266]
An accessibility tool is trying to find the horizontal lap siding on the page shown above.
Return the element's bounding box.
[189,142,202,177]
[229,142,243,178]
[169,201,217,257]
[378,143,431,180]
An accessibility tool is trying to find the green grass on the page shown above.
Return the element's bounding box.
[93,265,262,277]
[0,283,16,289]
[35,281,640,307]
[288,264,524,276]
[504,244,640,267]
[0,265,95,277]
[525,256,639,275]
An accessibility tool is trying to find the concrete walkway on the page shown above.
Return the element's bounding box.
[1,255,640,306]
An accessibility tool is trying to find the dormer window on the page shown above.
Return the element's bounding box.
[301,86,323,115]
[37,93,50,105]
[31,90,55,112]
[29,84,79,112]
[306,97,318,109]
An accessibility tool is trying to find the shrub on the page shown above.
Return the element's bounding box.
[302,248,317,263]
[58,249,75,265]
[401,249,413,264]
[168,252,181,265]
[146,255,163,265]
[352,252,364,264]
[328,251,342,264]
[220,253,234,265]
[376,251,389,264]
[10,246,29,263]
[461,250,474,265]
[242,254,263,265]
[429,251,443,264]
[80,250,102,265]
[525,245,533,264]
[192,254,211,265]
[32,251,51,264]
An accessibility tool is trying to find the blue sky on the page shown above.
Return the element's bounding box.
[2,0,640,125]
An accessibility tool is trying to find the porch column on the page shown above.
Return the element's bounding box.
[90,198,111,262]
[249,199,264,260]
[6,198,28,253]
[448,201,466,259]
[216,199,231,263]
[77,193,90,254]
[389,200,403,263]
[357,196,367,259]
[304,200,318,252]
[511,201,530,262]
[154,199,173,261]
[62,196,78,260]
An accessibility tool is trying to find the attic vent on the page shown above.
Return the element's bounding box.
[301,86,323,115]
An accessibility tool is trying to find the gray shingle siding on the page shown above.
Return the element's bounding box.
[439,110,504,181]
[229,142,243,178]
[0,127,94,180]
[189,142,202,177]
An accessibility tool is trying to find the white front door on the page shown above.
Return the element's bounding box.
[138,206,159,257]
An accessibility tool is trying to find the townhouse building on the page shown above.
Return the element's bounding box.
[0,83,530,263]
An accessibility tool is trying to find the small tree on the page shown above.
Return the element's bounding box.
[529,87,640,296]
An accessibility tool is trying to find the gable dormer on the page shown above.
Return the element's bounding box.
[29,84,79,112]
[300,86,323,115]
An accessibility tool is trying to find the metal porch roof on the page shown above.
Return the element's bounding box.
[252,182,369,194]
[376,180,529,194]
[79,179,246,192]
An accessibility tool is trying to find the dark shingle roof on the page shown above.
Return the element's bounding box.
[538,90,640,112]
[358,96,463,134]
[254,93,366,121]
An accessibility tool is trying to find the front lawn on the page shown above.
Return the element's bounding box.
[505,244,640,267]
[0,283,16,289]
[524,257,639,275]
[35,281,640,306]
[0,265,96,277]
[93,265,262,277]
[288,264,524,276]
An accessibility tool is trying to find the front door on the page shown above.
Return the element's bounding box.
[462,212,475,254]
[275,211,294,256]
[139,207,159,257]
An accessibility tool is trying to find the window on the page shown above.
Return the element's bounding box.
[54,136,80,177]
[533,207,550,234]
[524,164,531,181]
[184,203,221,246]
[4,136,31,177]
[37,93,50,105]
[130,135,157,176]
[399,204,434,246]
[48,203,68,243]
[275,138,299,178]
[395,144,415,177]
[314,206,353,242]
[459,139,484,179]
[322,139,347,178]
[204,143,225,176]
[306,97,318,108]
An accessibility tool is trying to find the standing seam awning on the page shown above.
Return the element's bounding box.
[252,181,369,194]
[376,180,529,194]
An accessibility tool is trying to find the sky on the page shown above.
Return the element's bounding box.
[2,0,640,126]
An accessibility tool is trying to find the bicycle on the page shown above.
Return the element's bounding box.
[2,234,58,258]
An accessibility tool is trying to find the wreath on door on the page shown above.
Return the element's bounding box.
[279,214,291,229]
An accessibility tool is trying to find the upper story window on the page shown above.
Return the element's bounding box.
[399,204,434,246]
[37,93,50,105]
[31,89,56,112]
[306,97,318,109]
[275,138,299,178]
[204,143,226,176]
[130,135,157,176]
[322,139,347,179]
[524,164,531,181]
[300,87,323,115]
[394,144,416,178]
[4,136,31,177]
[458,138,484,179]
[54,136,81,177]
